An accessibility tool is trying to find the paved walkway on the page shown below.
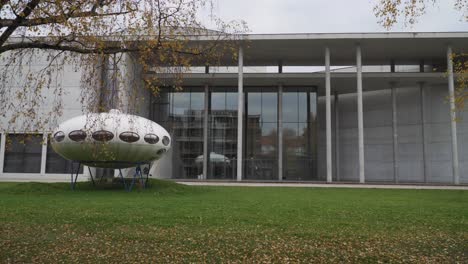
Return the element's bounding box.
[177,181,468,190]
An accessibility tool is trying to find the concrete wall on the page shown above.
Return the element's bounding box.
[317,84,466,184]
[0,50,88,181]
[0,50,86,131]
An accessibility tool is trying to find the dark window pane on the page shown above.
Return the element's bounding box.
[208,92,238,179]
[92,130,114,142]
[46,137,83,174]
[119,132,140,143]
[282,90,318,181]
[283,92,298,122]
[226,93,238,111]
[248,93,261,116]
[261,123,278,157]
[190,93,204,110]
[155,88,205,179]
[262,92,277,122]
[69,130,87,142]
[53,131,65,142]
[4,134,42,173]
[162,136,170,146]
[298,92,308,122]
[144,134,159,144]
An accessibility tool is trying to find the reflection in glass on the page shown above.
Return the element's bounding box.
[144,134,159,144]
[53,131,65,142]
[282,88,317,180]
[69,130,86,142]
[4,134,42,173]
[150,86,317,181]
[151,87,204,179]
[119,132,140,143]
[245,88,278,180]
[92,130,114,142]
[208,90,238,179]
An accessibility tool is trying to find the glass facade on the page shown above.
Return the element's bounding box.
[244,87,278,180]
[150,86,317,181]
[152,87,205,179]
[282,88,317,180]
[208,89,238,179]
[3,134,42,173]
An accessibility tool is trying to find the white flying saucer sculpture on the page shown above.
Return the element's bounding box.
[51,109,171,169]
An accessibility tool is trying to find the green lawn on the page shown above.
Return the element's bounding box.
[0,180,467,263]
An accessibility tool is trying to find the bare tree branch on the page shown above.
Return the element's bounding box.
[0,0,41,46]
[0,10,132,27]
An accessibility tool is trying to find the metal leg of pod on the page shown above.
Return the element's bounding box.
[144,163,152,187]
[88,166,95,186]
[118,169,128,191]
[97,169,105,184]
[128,165,145,191]
[137,165,145,189]
[70,162,81,190]
[128,167,137,192]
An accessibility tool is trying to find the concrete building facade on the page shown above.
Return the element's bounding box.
[1,32,467,184]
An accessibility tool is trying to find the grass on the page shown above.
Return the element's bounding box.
[0,180,467,263]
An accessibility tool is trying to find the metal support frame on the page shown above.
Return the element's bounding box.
[70,162,81,190]
[70,162,150,191]
[203,84,209,180]
[278,83,283,181]
[391,82,399,183]
[356,44,365,183]
[334,92,340,181]
[325,46,332,183]
[447,45,459,185]
[236,45,244,181]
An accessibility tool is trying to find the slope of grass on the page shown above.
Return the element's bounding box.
[0,180,467,263]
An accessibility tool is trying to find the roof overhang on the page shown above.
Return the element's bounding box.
[184,32,468,66]
[148,72,448,95]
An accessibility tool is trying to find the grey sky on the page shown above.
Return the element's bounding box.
[203,0,467,33]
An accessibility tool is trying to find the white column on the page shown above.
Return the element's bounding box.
[356,45,365,183]
[334,92,340,181]
[278,83,283,181]
[203,84,209,180]
[447,46,459,185]
[236,46,244,181]
[419,82,428,183]
[391,82,399,183]
[40,133,48,175]
[325,47,332,183]
[0,133,6,174]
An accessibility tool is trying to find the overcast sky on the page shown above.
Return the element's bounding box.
[202,0,467,33]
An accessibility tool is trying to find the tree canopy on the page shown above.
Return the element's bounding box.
[374,0,467,111]
[373,0,467,29]
[0,0,246,132]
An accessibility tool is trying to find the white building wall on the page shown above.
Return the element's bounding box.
[363,90,394,182]
[317,84,463,184]
[0,50,89,181]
